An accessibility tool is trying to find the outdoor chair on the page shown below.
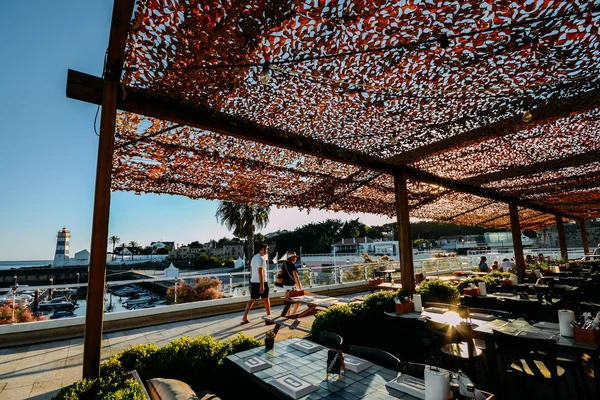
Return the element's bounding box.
[423,302,459,312]
[437,322,484,379]
[316,331,343,350]
[384,311,434,363]
[348,345,402,371]
[466,307,509,352]
[492,329,571,400]
[461,294,501,309]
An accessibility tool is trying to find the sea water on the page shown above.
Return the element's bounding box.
[0,260,53,270]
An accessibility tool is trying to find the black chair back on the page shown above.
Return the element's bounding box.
[492,329,559,381]
[348,345,402,371]
[318,331,343,350]
[424,302,459,312]
[468,307,510,319]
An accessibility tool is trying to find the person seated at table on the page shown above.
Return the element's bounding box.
[594,243,600,256]
[283,251,303,315]
[478,256,489,273]
[537,253,547,265]
[491,260,499,271]
[525,254,534,266]
[500,258,512,273]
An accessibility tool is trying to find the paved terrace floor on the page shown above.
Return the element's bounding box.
[0,303,309,400]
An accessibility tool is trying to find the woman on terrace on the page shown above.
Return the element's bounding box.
[478,256,489,273]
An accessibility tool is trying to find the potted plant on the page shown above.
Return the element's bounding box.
[394,289,415,313]
[265,330,275,350]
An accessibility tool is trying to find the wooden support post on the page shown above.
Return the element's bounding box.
[394,169,415,292]
[556,215,568,260]
[580,219,590,255]
[82,80,118,379]
[509,204,525,281]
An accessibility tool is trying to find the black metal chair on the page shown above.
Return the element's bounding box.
[348,345,402,371]
[317,331,343,350]
[492,329,571,400]
[384,311,435,363]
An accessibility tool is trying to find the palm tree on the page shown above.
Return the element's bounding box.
[129,241,139,260]
[215,201,270,260]
[108,236,120,261]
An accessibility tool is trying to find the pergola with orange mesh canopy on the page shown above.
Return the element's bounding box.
[67,0,600,378]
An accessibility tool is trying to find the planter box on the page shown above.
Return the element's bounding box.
[368,279,383,285]
[463,287,480,297]
[499,279,513,286]
[395,302,414,314]
[574,328,600,344]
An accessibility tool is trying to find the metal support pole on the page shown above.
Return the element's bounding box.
[174,279,178,303]
[12,276,17,324]
[82,80,118,379]
[229,274,233,296]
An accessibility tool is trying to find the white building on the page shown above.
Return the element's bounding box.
[53,227,71,267]
[53,227,90,267]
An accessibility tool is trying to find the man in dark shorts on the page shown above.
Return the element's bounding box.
[241,243,271,324]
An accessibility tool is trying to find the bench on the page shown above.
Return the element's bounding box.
[262,315,312,334]
[368,282,403,293]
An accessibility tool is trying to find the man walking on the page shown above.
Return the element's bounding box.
[241,243,271,324]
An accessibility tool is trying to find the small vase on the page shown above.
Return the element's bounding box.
[265,338,275,350]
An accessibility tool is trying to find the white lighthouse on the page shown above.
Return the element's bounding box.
[53,227,71,267]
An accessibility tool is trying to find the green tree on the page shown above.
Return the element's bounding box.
[215,201,270,260]
[128,241,139,260]
[108,236,120,261]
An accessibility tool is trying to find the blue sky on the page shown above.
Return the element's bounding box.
[0,1,393,261]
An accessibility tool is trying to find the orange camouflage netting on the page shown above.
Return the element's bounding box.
[110,0,600,228]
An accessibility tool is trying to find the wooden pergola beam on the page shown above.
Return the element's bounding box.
[580,219,590,255]
[82,0,135,380]
[395,169,415,292]
[66,70,581,221]
[388,87,600,165]
[464,149,600,185]
[509,204,526,281]
[498,171,600,197]
[556,215,568,260]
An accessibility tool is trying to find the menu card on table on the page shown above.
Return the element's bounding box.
[386,374,426,399]
[269,374,319,399]
[343,355,373,373]
[290,340,324,354]
[235,356,272,373]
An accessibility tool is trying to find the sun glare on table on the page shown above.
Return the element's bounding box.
[440,311,461,326]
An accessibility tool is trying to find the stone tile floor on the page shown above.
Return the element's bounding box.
[0,304,306,400]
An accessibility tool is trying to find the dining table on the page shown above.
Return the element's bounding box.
[226,338,495,399]
[266,294,363,335]
[389,309,600,395]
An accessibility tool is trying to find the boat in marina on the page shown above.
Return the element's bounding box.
[38,297,78,311]
[123,295,153,308]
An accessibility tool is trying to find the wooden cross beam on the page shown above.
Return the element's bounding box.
[66,69,581,221]
[387,86,600,165]
[464,148,600,185]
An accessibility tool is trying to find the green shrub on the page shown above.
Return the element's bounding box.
[416,279,460,304]
[311,289,409,346]
[54,334,260,400]
[53,374,145,400]
[456,272,510,293]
